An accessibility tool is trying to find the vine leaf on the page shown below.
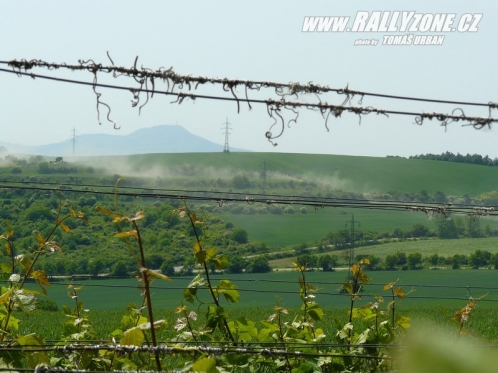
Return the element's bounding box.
[115,230,137,238]
[0,289,12,305]
[217,280,239,303]
[45,241,62,253]
[31,270,50,295]
[60,223,71,232]
[141,268,171,281]
[192,357,217,373]
[17,334,49,368]
[120,326,145,346]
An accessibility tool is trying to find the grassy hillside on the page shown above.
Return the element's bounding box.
[221,208,498,246]
[223,208,428,247]
[269,237,498,268]
[355,236,498,258]
[92,152,498,196]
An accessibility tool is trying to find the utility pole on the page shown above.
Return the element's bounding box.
[260,159,269,194]
[345,214,360,273]
[71,127,77,157]
[221,118,232,153]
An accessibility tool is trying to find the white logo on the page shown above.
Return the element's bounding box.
[302,12,482,46]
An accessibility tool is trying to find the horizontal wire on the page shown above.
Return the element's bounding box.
[1,183,495,217]
[0,59,495,109]
[0,68,495,128]
[2,344,398,361]
[9,276,498,293]
[7,281,497,303]
[13,340,498,349]
[2,178,495,210]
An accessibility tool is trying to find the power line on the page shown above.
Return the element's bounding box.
[0,180,495,217]
[0,67,495,145]
[1,59,496,109]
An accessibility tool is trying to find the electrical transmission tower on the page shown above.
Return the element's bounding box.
[345,214,360,273]
[71,127,77,157]
[221,118,232,153]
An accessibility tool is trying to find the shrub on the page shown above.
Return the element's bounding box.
[247,256,272,273]
[231,228,248,244]
[36,299,59,312]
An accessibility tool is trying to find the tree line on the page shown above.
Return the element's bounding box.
[408,151,498,167]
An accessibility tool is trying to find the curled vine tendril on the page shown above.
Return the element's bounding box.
[4,57,497,140]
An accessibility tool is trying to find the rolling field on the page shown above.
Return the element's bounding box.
[220,209,498,246]
[28,269,498,312]
[269,237,498,268]
[114,152,498,195]
[355,236,498,258]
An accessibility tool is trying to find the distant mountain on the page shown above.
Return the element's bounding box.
[0,125,248,156]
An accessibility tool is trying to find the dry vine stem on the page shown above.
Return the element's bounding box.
[1,57,496,144]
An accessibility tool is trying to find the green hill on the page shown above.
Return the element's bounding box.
[2,152,498,270]
[89,152,498,196]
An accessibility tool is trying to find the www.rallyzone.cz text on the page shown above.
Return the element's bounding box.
[302,12,482,33]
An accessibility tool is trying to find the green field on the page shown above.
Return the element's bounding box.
[28,269,498,312]
[18,269,498,343]
[355,236,498,258]
[221,208,426,246]
[6,152,498,197]
[219,209,498,246]
[17,305,498,343]
[100,152,498,196]
[269,237,498,268]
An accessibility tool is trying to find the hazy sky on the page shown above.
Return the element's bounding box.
[1,1,497,158]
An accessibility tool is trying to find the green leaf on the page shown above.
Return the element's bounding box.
[0,263,11,280]
[142,268,171,281]
[120,327,144,346]
[354,327,371,345]
[336,322,353,340]
[32,270,50,287]
[36,233,45,247]
[192,357,216,373]
[195,250,207,263]
[210,254,229,270]
[115,230,137,238]
[183,287,196,303]
[217,280,240,303]
[342,283,354,295]
[60,223,71,232]
[184,274,206,303]
[220,289,240,303]
[258,322,280,341]
[95,206,115,216]
[397,315,411,329]
[15,254,32,273]
[137,319,166,330]
[62,305,72,315]
[308,306,324,321]
[0,289,12,305]
[17,334,49,368]
[230,317,258,342]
